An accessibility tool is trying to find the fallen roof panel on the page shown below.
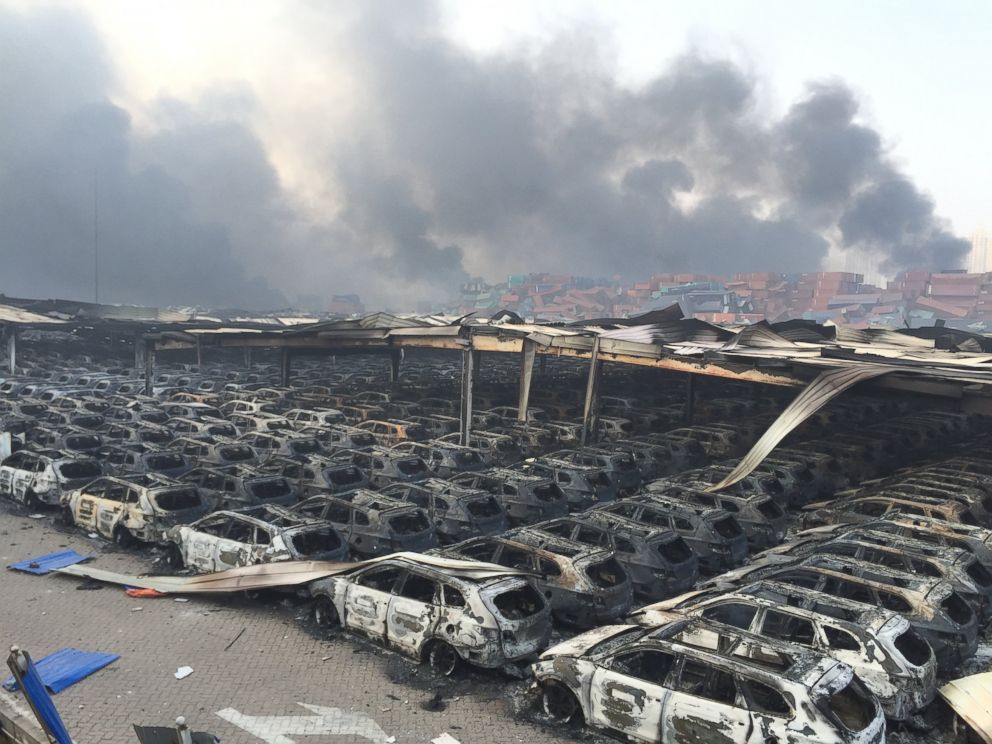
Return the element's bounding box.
[54,552,527,594]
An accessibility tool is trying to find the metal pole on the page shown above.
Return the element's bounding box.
[580,337,602,446]
[459,346,474,446]
[134,336,146,374]
[389,349,402,383]
[243,347,252,368]
[517,339,536,423]
[195,338,202,369]
[280,348,292,387]
[93,172,100,304]
[5,330,15,374]
[684,374,696,425]
[144,345,155,396]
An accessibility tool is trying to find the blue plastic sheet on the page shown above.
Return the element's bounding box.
[3,648,119,693]
[8,549,89,575]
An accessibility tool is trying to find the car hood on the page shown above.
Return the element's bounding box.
[539,624,637,660]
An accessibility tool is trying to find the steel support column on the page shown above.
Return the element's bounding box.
[243,347,252,368]
[280,348,292,387]
[389,348,403,383]
[195,337,202,369]
[4,329,16,374]
[459,346,474,446]
[580,337,602,446]
[517,339,537,423]
[134,337,146,374]
[144,345,155,396]
[684,373,696,425]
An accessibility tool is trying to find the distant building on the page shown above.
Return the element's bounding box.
[328,294,364,316]
[970,230,992,273]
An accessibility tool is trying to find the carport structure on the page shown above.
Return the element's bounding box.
[143,307,992,448]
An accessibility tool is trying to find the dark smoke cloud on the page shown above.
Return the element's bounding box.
[0,7,285,309]
[0,3,969,311]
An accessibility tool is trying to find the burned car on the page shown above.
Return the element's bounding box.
[317,424,378,451]
[633,583,937,720]
[292,491,437,556]
[595,496,748,572]
[552,448,643,494]
[26,426,104,455]
[309,554,552,674]
[440,535,633,628]
[531,619,884,743]
[98,445,192,479]
[391,440,487,477]
[169,437,260,467]
[0,449,103,506]
[380,480,509,543]
[61,474,209,544]
[756,527,992,622]
[801,492,981,528]
[181,465,300,509]
[511,514,699,601]
[346,447,431,488]
[450,467,569,525]
[643,482,788,550]
[355,419,430,447]
[453,431,525,466]
[165,506,348,572]
[755,560,978,673]
[514,457,617,510]
[262,455,370,496]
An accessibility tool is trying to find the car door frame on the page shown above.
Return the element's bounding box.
[587,647,674,742]
[386,569,442,656]
[343,564,401,641]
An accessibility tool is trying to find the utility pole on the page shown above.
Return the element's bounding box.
[93,172,100,304]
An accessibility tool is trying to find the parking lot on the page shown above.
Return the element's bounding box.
[2,335,992,743]
[0,502,584,743]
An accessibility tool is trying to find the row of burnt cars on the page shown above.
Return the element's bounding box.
[2,353,990,742]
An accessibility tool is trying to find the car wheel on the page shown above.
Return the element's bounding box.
[113,526,135,548]
[541,681,581,724]
[427,641,459,677]
[164,544,184,569]
[23,490,40,509]
[60,506,75,527]
[313,596,340,630]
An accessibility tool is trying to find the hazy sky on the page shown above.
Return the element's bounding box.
[85,0,991,235]
[1,0,985,309]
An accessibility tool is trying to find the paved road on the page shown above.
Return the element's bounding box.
[0,504,594,744]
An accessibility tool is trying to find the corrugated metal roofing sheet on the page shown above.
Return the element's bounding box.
[3,648,119,694]
[0,304,67,325]
[940,673,992,744]
[8,549,90,575]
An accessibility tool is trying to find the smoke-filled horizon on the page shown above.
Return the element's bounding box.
[0,2,970,311]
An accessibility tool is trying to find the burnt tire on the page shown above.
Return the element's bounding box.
[313,596,340,630]
[541,681,581,724]
[427,641,459,677]
[164,544,184,570]
[23,490,41,510]
[113,526,135,548]
[60,506,75,527]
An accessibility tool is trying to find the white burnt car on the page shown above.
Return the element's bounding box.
[61,474,210,544]
[532,619,884,744]
[309,554,552,674]
[165,506,349,572]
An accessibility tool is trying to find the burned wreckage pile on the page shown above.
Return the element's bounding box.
[3,338,992,743]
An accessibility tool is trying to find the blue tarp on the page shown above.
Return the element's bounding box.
[7,650,73,744]
[8,549,89,575]
[3,648,119,693]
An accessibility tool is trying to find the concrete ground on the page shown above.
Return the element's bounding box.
[0,503,590,744]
